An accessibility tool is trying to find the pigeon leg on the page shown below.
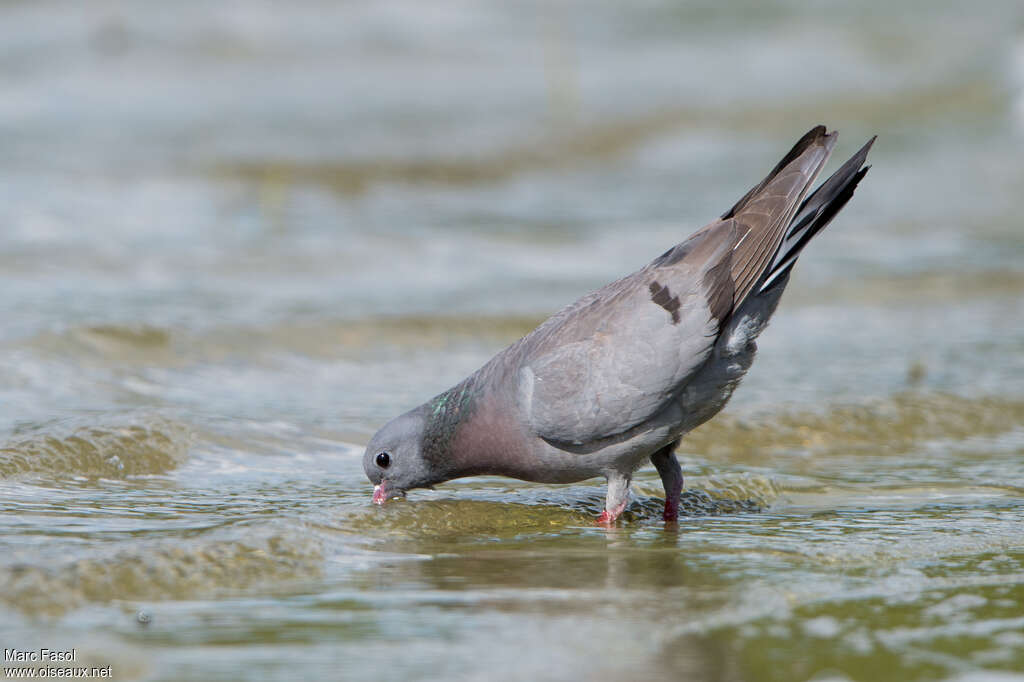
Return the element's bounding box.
[597,471,632,526]
[650,441,683,522]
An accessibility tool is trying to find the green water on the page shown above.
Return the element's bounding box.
[1,1,1023,680]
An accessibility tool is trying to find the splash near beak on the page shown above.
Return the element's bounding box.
[372,482,406,504]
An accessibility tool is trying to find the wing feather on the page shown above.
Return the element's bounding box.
[519,269,720,444]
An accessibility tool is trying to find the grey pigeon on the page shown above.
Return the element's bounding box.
[364,126,873,524]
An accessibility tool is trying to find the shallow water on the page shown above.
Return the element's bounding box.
[1,1,1023,680]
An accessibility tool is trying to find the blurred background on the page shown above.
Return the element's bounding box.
[1,1,1022,681]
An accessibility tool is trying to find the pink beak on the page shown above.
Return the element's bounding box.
[372,484,388,505]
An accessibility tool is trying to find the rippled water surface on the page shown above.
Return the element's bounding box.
[1,1,1023,680]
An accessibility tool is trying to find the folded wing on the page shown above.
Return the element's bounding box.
[517,127,839,446]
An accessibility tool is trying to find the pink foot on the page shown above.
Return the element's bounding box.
[663,498,679,524]
[596,501,628,527]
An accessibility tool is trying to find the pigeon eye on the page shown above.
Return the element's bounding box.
[375,452,391,469]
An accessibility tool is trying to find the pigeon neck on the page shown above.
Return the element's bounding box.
[421,373,521,482]
[420,377,479,477]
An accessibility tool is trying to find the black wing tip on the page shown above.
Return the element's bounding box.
[849,135,877,165]
[755,140,874,295]
[803,128,878,160]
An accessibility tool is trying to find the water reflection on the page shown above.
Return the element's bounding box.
[0,0,1022,680]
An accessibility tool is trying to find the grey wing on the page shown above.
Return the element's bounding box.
[517,237,730,445]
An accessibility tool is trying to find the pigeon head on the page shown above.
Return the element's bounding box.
[363,408,435,504]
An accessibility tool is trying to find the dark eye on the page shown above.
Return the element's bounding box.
[375,452,391,469]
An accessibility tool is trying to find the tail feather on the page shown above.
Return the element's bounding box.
[758,135,875,293]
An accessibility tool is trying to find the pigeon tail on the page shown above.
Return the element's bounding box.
[758,136,875,293]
